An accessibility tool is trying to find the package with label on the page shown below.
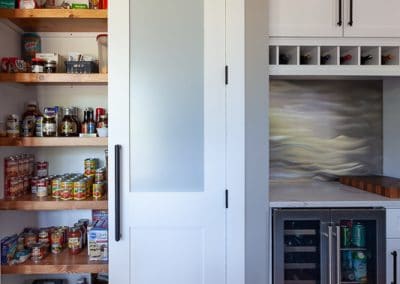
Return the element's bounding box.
[1,234,18,265]
[35,53,63,73]
[55,0,89,8]
[88,219,108,261]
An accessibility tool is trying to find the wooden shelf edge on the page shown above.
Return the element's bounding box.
[0,73,108,84]
[0,197,108,211]
[0,9,107,19]
[1,248,108,274]
[0,137,108,147]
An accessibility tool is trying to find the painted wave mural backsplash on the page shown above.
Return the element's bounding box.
[270,80,383,181]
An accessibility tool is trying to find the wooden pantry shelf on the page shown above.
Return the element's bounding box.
[0,137,107,147]
[0,9,107,32]
[1,247,108,274]
[0,195,108,210]
[0,73,108,84]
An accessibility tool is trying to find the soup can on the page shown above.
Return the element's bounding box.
[73,180,87,200]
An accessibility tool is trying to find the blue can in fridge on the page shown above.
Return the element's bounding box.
[352,223,366,248]
[353,251,367,282]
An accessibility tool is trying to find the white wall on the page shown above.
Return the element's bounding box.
[383,78,400,178]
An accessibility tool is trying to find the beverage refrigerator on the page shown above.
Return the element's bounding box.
[273,208,386,284]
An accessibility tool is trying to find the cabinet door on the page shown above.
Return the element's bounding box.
[344,0,400,37]
[268,0,343,37]
[387,239,400,284]
[108,0,226,283]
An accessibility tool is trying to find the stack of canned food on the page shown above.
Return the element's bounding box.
[4,154,35,198]
[1,218,91,265]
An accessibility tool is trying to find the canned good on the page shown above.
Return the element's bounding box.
[36,178,48,197]
[353,251,367,282]
[95,168,106,183]
[352,223,366,248]
[24,232,38,249]
[38,229,50,249]
[6,114,19,137]
[73,180,87,200]
[51,231,63,254]
[341,226,351,248]
[51,178,62,199]
[36,161,48,178]
[31,243,46,262]
[84,158,98,177]
[93,182,105,199]
[5,157,19,177]
[35,116,44,137]
[60,180,73,200]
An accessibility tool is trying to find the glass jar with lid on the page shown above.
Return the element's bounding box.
[42,114,57,137]
[60,107,78,137]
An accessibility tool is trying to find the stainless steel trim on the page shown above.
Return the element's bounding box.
[328,225,333,284]
[336,226,341,284]
[285,281,317,284]
[284,229,317,235]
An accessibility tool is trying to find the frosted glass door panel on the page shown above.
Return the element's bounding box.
[130,0,204,192]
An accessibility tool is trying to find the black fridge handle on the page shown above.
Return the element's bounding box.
[348,0,353,26]
[337,0,342,26]
[115,144,122,242]
[392,251,398,284]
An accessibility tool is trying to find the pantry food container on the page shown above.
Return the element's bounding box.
[96,34,108,74]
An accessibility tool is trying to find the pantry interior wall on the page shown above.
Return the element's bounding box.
[0,24,107,284]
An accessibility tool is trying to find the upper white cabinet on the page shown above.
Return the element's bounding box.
[344,0,400,37]
[269,0,400,38]
[268,0,343,37]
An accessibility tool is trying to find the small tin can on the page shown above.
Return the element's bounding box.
[51,177,62,199]
[36,178,48,197]
[6,114,19,137]
[60,180,73,200]
[95,168,106,183]
[31,243,46,262]
[73,180,87,200]
[352,223,366,248]
[93,182,105,199]
[84,158,98,177]
[36,161,48,178]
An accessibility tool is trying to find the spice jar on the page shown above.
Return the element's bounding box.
[42,114,57,137]
[60,108,78,137]
[68,226,82,255]
[44,60,57,73]
[31,58,45,73]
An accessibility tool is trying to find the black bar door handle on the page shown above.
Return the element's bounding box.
[348,0,353,26]
[115,144,122,242]
[337,0,342,26]
[392,251,398,284]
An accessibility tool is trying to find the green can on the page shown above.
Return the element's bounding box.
[352,223,366,248]
[341,226,351,248]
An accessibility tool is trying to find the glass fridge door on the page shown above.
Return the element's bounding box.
[273,209,331,284]
[331,209,386,284]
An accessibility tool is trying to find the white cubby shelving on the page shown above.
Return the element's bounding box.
[278,46,298,65]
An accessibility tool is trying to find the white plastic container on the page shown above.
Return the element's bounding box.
[97,34,108,74]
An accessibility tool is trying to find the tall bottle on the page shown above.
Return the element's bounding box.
[22,101,41,137]
[81,108,96,134]
[60,107,78,137]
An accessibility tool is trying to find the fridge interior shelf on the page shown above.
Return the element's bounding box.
[0,137,108,147]
[0,195,108,211]
[0,73,108,84]
[0,9,107,32]
[285,246,317,253]
[1,247,108,274]
[284,229,317,235]
[284,263,317,270]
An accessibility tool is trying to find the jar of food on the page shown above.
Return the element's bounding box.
[75,222,86,246]
[42,114,57,137]
[6,114,20,137]
[31,243,47,262]
[60,108,78,137]
[68,227,82,255]
[73,180,87,200]
[44,60,57,73]
[31,58,45,73]
[38,229,50,249]
[35,115,44,137]
[22,101,41,137]
[51,231,63,254]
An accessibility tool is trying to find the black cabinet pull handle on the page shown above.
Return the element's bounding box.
[115,144,122,242]
[348,0,353,26]
[392,251,397,284]
[337,0,342,26]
